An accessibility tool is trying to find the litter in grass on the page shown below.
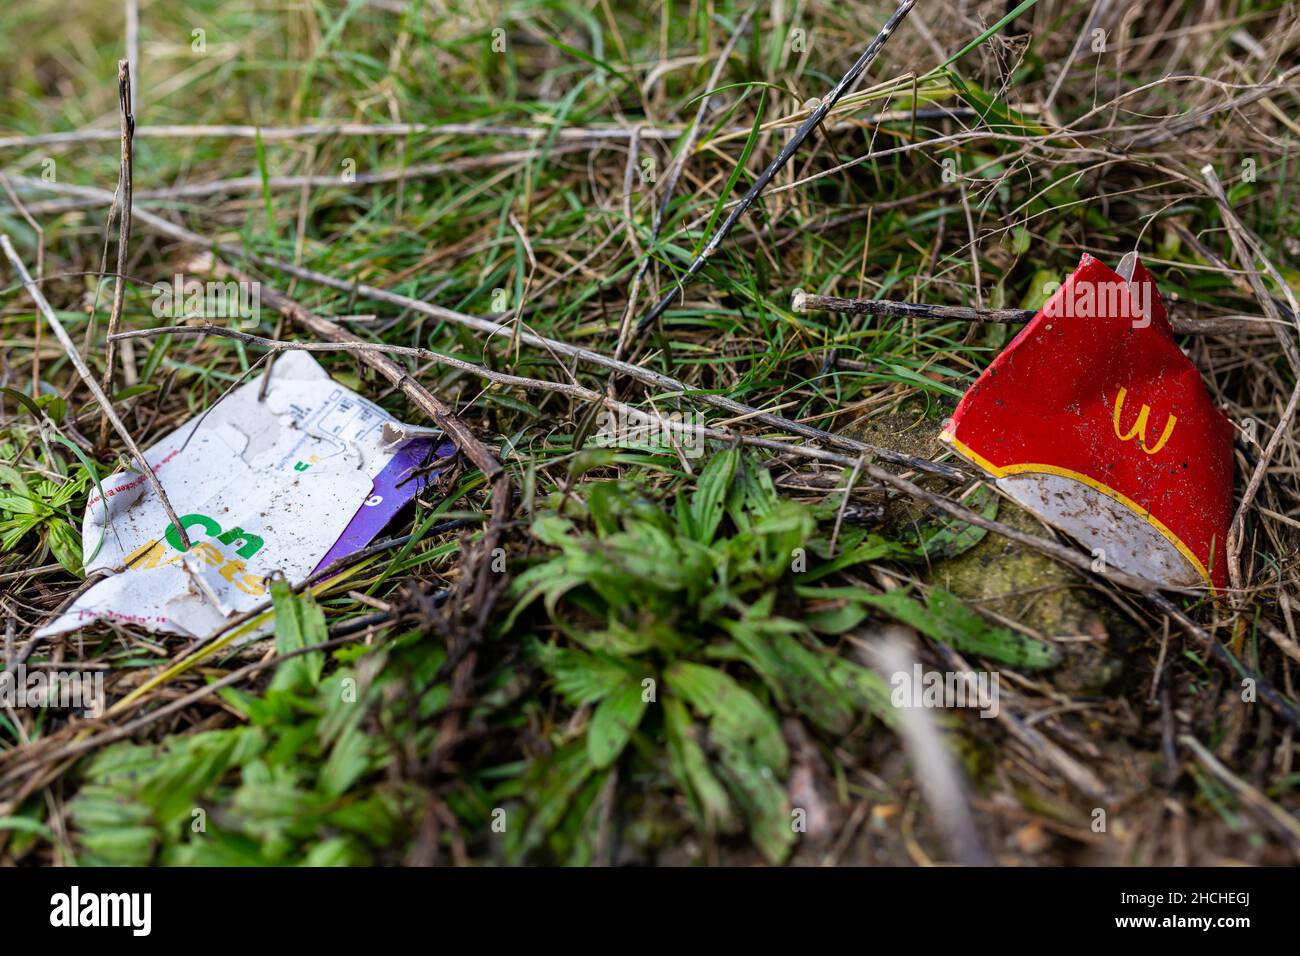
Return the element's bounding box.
[37,350,456,640]
[941,253,1234,591]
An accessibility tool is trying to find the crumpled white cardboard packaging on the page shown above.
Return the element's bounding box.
[37,350,452,640]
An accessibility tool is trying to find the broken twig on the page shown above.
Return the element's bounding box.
[632,0,919,335]
[99,59,135,448]
[793,291,1280,335]
[0,234,190,548]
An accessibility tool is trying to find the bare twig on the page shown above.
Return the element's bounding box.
[99,60,135,448]
[632,0,919,335]
[1200,165,1300,594]
[793,290,1280,335]
[615,3,757,358]
[0,109,974,152]
[1,234,190,548]
[12,173,966,480]
[5,147,586,215]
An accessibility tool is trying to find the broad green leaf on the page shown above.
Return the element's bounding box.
[857,588,1059,670]
[715,744,794,865]
[723,599,855,735]
[270,578,327,692]
[665,662,787,773]
[688,448,738,543]
[47,519,83,577]
[663,697,737,834]
[587,680,649,769]
[320,724,373,797]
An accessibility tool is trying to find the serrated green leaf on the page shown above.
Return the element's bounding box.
[550,647,637,706]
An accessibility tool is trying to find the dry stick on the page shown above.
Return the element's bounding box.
[0,173,45,396]
[253,282,503,481]
[12,174,964,480]
[1,235,190,549]
[99,60,134,448]
[615,2,758,358]
[1200,165,1300,595]
[793,291,1279,335]
[0,109,972,152]
[216,266,515,776]
[1125,64,1300,149]
[113,325,887,470]
[1180,733,1300,856]
[111,323,1171,595]
[5,146,587,214]
[631,0,919,336]
[0,122,691,151]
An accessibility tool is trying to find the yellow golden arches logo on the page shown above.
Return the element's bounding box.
[1112,387,1177,455]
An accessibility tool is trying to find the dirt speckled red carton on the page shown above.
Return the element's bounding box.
[941,254,1234,592]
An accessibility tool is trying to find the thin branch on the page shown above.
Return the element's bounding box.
[793,291,1281,335]
[124,0,139,114]
[0,234,190,549]
[15,172,966,480]
[0,108,974,152]
[632,0,919,336]
[5,147,586,215]
[99,60,134,448]
[1201,164,1300,595]
[616,3,757,358]
[112,322,1172,594]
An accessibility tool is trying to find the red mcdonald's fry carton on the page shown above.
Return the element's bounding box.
[940,254,1233,592]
